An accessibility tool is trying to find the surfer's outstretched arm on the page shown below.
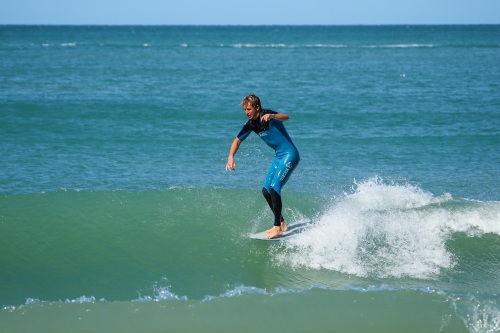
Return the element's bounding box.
[226,137,241,171]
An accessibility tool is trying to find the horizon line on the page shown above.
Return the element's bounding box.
[1,23,499,27]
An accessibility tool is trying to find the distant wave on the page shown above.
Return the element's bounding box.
[179,43,433,49]
[179,43,347,48]
[363,43,434,48]
[5,42,500,50]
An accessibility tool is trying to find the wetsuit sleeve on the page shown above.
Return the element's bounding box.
[236,123,252,141]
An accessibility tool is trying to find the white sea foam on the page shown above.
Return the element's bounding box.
[364,44,434,48]
[231,43,345,48]
[63,295,98,304]
[134,284,187,302]
[452,295,500,333]
[277,177,500,279]
[227,43,429,49]
[202,286,267,302]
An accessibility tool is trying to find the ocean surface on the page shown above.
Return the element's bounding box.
[1,25,499,332]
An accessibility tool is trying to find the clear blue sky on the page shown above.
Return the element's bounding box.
[2,0,499,25]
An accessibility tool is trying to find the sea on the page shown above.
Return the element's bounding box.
[0,25,499,332]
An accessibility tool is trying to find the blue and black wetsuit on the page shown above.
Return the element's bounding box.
[237,109,300,226]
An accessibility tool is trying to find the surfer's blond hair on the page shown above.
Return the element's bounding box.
[242,94,262,110]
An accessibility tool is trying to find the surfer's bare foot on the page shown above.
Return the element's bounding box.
[281,221,288,232]
[265,226,283,239]
[266,221,287,233]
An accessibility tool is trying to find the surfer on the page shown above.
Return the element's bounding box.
[226,94,300,239]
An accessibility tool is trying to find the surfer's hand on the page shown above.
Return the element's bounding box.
[262,114,273,122]
[226,159,236,172]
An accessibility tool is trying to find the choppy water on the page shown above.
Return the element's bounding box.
[1,25,499,332]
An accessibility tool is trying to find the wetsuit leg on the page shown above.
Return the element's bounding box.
[269,187,283,226]
[269,152,300,195]
[262,187,284,225]
[262,157,284,226]
[263,152,300,226]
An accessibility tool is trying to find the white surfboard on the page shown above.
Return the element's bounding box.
[249,222,309,241]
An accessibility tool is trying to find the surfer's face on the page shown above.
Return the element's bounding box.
[243,103,260,120]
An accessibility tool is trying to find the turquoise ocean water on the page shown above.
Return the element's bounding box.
[1,25,499,332]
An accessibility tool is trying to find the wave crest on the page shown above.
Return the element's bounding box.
[277,177,500,279]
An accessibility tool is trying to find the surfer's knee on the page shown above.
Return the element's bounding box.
[270,186,281,198]
[262,187,271,199]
